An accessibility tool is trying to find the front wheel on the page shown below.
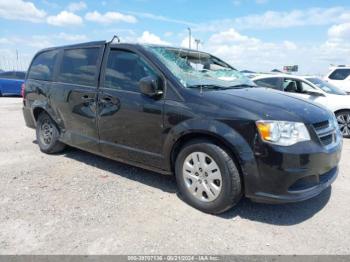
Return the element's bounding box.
[36,112,66,154]
[175,140,242,214]
[336,110,350,138]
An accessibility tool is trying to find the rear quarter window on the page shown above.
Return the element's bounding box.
[28,50,59,81]
[57,47,100,87]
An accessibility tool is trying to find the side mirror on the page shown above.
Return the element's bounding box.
[139,76,163,98]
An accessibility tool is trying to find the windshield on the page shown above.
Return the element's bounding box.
[306,77,347,95]
[146,46,256,90]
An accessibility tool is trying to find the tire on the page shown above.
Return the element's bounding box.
[336,110,350,138]
[175,140,242,214]
[36,112,66,154]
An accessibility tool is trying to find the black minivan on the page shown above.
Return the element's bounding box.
[23,41,342,214]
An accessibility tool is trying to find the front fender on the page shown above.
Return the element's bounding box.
[163,118,259,183]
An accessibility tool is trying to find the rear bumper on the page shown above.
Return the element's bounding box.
[244,138,342,204]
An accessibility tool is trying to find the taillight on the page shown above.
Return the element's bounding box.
[21,83,25,97]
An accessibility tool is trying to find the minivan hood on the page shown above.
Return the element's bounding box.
[205,87,331,124]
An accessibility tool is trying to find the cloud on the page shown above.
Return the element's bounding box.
[56,32,87,42]
[128,11,196,26]
[0,38,11,44]
[208,28,259,44]
[233,0,268,6]
[0,0,46,22]
[194,7,350,32]
[137,31,170,45]
[198,27,350,74]
[85,11,137,24]
[47,11,83,26]
[328,23,350,40]
[283,40,297,50]
[67,1,87,12]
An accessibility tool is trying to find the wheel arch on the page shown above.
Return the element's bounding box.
[334,108,350,115]
[33,107,47,121]
[169,132,246,183]
[164,119,259,188]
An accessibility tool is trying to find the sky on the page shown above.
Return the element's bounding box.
[1,0,350,74]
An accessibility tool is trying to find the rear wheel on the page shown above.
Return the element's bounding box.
[175,140,242,214]
[36,112,66,153]
[336,110,350,138]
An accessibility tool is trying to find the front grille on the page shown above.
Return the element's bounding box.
[313,120,329,131]
[312,120,337,147]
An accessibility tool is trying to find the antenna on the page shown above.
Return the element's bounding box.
[109,35,120,44]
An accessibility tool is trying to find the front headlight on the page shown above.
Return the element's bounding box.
[256,120,311,146]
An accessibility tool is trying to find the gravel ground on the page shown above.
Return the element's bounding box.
[0,97,349,255]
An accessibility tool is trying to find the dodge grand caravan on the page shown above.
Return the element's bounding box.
[22,41,342,214]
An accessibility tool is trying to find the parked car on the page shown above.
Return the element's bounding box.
[0,71,26,96]
[253,74,350,138]
[23,41,342,214]
[324,66,350,93]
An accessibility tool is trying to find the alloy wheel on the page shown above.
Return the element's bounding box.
[337,112,350,136]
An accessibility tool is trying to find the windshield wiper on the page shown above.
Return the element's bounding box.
[187,84,227,90]
[228,84,256,88]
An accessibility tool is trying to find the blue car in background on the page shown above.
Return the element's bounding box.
[0,71,26,96]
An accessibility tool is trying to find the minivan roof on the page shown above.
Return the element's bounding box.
[38,41,212,57]
[39,40,107,53]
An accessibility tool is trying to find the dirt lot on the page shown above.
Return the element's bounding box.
[0,97,349,254]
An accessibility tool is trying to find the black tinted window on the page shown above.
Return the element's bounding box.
[0,71,16,79]
[15,72,26,80]
[28,50,59,81]
[104,49,157,92]
[329,69,350,80]
[255,78,281,90]
[58,48,100,86]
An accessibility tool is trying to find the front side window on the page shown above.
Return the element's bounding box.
[283,79,299,93]
[104,49,157,92]
[329,69,350,80]
[58,48,100,86]
[28,50,59,81]
[147,46,255,90]
[254,78,281,90]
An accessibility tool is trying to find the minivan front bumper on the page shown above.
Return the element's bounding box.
[244,139,342,204]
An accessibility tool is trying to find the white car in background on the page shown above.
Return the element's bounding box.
[253,74,350,138]
[324,66,350,93]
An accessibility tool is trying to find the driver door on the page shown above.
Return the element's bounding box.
[98,48,165,168]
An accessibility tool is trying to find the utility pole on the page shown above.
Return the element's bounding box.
[187,27,191,49]
[16,49,19,71]
[195,39,201,51]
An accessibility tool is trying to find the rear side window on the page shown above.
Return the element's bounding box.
[104,49,157,92]
[329,69,350,80]
[254,78,281,90]
[28,50,59,81]
[57,48,100,87]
